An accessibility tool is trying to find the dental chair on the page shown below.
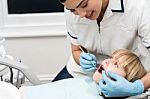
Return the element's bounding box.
[0,56,42,99]
[0,57,150,99]
[0,57,41,85]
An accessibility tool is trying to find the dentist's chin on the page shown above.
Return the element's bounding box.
[86,11,96,20]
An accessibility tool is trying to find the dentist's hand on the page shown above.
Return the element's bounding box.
[80,52,97,72]
[99,71,144,97]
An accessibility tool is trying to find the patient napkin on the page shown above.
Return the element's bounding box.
[26,77,103,99]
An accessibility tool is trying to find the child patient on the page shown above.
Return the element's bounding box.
[93,49,147,83]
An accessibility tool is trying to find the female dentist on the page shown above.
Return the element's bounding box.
[52,0,150,97]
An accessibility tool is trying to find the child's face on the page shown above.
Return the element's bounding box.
[93,57,126,83]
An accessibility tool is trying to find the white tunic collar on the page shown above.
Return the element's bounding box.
[102,0,125,21]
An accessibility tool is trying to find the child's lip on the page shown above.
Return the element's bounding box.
[97,64,104,73]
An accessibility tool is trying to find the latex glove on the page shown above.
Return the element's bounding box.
[79,52,97,72]
[99,71,144,97]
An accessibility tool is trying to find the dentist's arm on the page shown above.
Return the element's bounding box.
[71,43,82,65]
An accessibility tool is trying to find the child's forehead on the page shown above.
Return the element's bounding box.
[112,55,125,66]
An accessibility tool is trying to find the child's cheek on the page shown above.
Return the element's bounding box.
[106,67,126,77]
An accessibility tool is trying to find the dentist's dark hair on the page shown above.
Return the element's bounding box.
[59,0,66,3]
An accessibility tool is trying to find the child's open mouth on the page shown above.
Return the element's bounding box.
[97,64,104,73]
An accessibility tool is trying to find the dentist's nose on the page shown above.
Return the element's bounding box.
[76,8,86,18]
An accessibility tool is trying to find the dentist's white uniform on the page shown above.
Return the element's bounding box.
[65,0,150,77]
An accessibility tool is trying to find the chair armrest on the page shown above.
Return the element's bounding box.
[0,57,41,85]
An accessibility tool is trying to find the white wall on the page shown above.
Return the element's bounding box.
[3,36,71,79]
[0,0,70,81]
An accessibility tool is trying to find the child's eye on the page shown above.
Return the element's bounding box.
[114,62,119,68]
[114,62,117,65]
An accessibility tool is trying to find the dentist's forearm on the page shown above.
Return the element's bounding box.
[71,43,81,65]
[72,50,81,65]
[141,71,150,90]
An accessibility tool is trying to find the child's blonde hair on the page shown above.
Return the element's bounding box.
[112,49,147,82]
